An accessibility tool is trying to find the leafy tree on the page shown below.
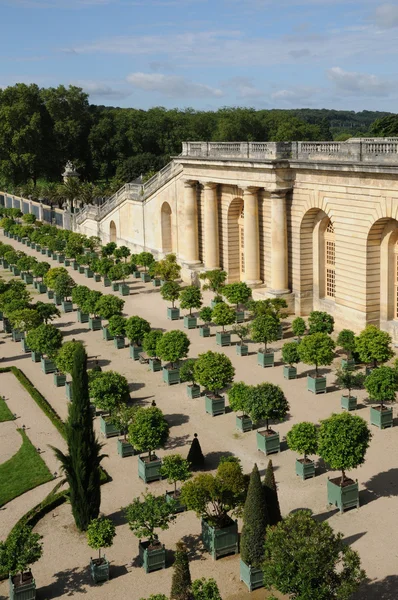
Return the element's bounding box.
[161,281,181,308]
[156,253,181,281]
[228,381,250,416]
[124,492,177,543]
[191,578,222,600]
[82,290,103,317]
[250,314,280,351]
[297,332,335,376]
[247,297,287,320]
[8,308,41,333]
[139,596,168,600]
[291,316,306,339]
[107,315,127,338]
[194,351,235,395]
[17,255,37,274]
[263,460,282,526]
[222,282,252,310]
[318,412,371,484]
[111,404,137,441]
[22,213,37,225]
[364,366,398,409]
[336,329,356,361]
[143,329,163,358]
[102,242,117,257]
[56,340,85,375]
[212,302,236,331]
[88,370,129,414]
[179,358,197,386]
[199,306,213,326]
[160,454,192,495]
[137,251,154,272]
[71,285,91,310]
[34,301,60,324]
[247,383,289,430]
[156,330,190,368]
[199,269,227,300]
[179,285,202,315]
[43,267,68,291]
[53,272,76,300]
[0,525,43,580]
[281,341,300,366]
[108,262,131,284]
[287,422,318,461]
[232,323,249,346]
[95,294,124,321]
[114,245,131,262]
[128,406,169,460]
[96,257,114,277]
[187,434,205,469]
[125,315,151,345]
[308,311,334,334]
[26,323,62,358]
[355,325,393,368]
[32,261,50,281]
[86,517,116,560]
[240,463,268,568]
[171,541,192,600]
[335,368,365,398]
[262,510,365,600]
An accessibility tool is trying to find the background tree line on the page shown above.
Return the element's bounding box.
[0,83,394,195]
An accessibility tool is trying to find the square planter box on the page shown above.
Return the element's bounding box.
[167,307,180,320]
[235,310,245,323]
[370,406,393,429]
[327,477,359,513]
[133,270,141,279]
[152,278,161,287]
[77,309,89,323]
[257,429,280,455]
[184,315,197,329]
[117,438,135,457]
[139,540,166,573]
[103,277,111,287]
[119,284,129,296]
[90,557,109,584]
[41,248,47,255]
[21,239,26,245]
[307,375,326,394]
[65,381,73,401]
[162,366,180,385]
[240,560,264,592]
[9,572,36,600]
[62,300,73,313]
[11,267,20,275]
[78,266,85,274]
[31,243,36,249]
[63,259,70,267]
[84,267,94,278]
[295,458,315,480]
[24,274,33,284]
[138,454,162,483]
[257,350,274,368]
[2,260,8,268]
[3,319,12,333]
[165,490,186,513]
[113,336,125,349]
[46,249,52,257]
[102,326,114,341]
[236,344,248,356]
[205,394,225,416]
[36,245,41,251]
[89,317,102,331]
[129,344,142,360]
[99,415,120,438]
[283,365,297,379]
[341,358,356,370]
[199,325,210,337]
[52,253,58,261]
[37,283,47,294]
[216,331,231,347]
[111,282,119,291]
[31,351,42,363]
[236,414,253,432]
[21,338,31,353]
[141,272,151,283]
[47,290,54,300]
[54,295,62,306]
[187,383,201,399]
[341,395,357,411]
[94,274,101,282]
[149,358,162,372]
[71,261,78,271]
[12,330,24,342]
[53,372,66,387]
[41,357,56,374]
[57,254,65,263]
[201,518,239,560]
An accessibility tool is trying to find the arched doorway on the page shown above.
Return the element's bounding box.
[109,220,117,243]
[227,198,244,282]
[161,202,172,253]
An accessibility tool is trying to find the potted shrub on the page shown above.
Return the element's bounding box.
[26,323,63,374]
[160,454,192,513]
[232,324,250,356]
[198,306,213,337]
[222,282,252,323]
[194,351,235,416]
[83,290,103,331]
[0,525,43,600]
[251,313,280,367]
[143,330,163,372]
[53,272,76,313]
[108,315,127,349]
[335,368,365,411]
[125,315,151,360]
[199,270,227,308]
[157,330,190,385]
[32,261,50,293]
[75,253,89,275]
[87,517,116,583]
[17,255,37,285]
[108,262,131,295]
[180,285,202,329]
[72,285,91,323]
[124,492,177,573]
[179,358,200,399]
[365,366,397,429]
[114,245,131,263]
[212,302,236,346]
[89,370,129,437]
[286,422,318,480]
[8,308,41,350]
[337,329,357,370]
[136,251,154,283]
[148,260,161,286]
[308,310,334,334]
[56,340,85,399]
[281,341,300,379]
[161,281,181,320]
[156,253,181,283]
[34,301,60,325]
[228,381,252,432]
[97,257,114,286]
[89,257,103,282]
[298,332,335,393]
[291,316,306,341]
[95,294,125,341]
[318,412,371,512]
[128,406,170,482]
[355,324,393,374]
[113,405,137,457]
[180,458,245,559]
[251,383,289,455]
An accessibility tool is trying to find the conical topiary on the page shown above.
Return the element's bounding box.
[187,433,204,469]
[241,463,268,567]
[263,459,282,526]
[170,541,192,600]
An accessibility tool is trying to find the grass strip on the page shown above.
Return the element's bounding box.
[0,396,15,422]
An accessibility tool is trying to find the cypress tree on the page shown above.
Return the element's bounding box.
[186,433,204,469]
[53,345,105,531]
[170,541,192,600]
[263,460,282,526]
[241,463,268,567]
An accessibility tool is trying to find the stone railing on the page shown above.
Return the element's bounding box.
[181,141,291,159]
[0,192,71,229]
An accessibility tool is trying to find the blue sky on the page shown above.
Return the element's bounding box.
[1,0,398,111]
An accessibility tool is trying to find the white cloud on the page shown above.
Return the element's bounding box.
[74,80,131,99]
[327,66,391,96]
[271,86,319,105]
[222,77,264,99]
[372,3,398,28]
[126,72,223,98]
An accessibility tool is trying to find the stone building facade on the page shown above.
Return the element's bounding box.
[73,138,398,339]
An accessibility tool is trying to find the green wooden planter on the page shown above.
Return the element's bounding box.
[201,518,239,560]
[236,414,253,432]
[307,375,326,394]
[53,372,67,387]
[3,319,12,333]
[94,273,101,282]
[89,317,102,331]
[84,267,94,278]
[165,491,186,513]
[26,240,31,247]
[236,344,248,356]
[167,307,180,320]
[30,242,35,249]
[152,278,161,287]
[341,395,357,411]
[103,277,111,287]
[31,351,42,363]
[9,573,36,600]
[99,415,120,438]
[52,252,58,261]
[21,238,27,245]
[46,249,52,257]
[141,272,151,283]
[257,350,274,367]
[110,282,118,291]
[327,477,359,513]
[71,260,78,271]
[41,357,56,374]
[11,266,20,275]
[12,330,24,342]
[54,294,62,306]
[129,344,142,360]
[117,438,135,457]
[21,338,31,353]
[35,244,41,252]
[139,540,166,573]
[57,254,65,263]
[78,266,85,274]
[138,454,162,483]
[62,300,73,313]
[24,274,33,284]
[149,358,162,372]
[120,284,129,296]
[240,560,264,592]
[36,283,47,294]
[235,310,245,323]
[283,365,297,379]
[199,325,210,337]
[102,326,114,341]
[113,336,125,349]
[162,366,180,385]
[133,270,141,279]
[65,381,73,401]
[295,458,315,480]
[90,557,109,583]
[370,406,393,429]
[205,394,225,416]
[2,260,8,268]
[256,429,280,455]
[216,331,231,347]
[181,316,196,330]
[187,384,201,399]
[341,358,356,370]
[77,309,89,323]
[41,248,47,255]
[63,258,70,267]
[47,290,55,300]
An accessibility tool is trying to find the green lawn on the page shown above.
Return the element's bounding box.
[0,397,15,422]
[0,429,53,507]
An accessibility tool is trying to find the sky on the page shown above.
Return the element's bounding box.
[1,0,398,112]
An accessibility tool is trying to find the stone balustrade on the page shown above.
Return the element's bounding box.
[0,193,71,229]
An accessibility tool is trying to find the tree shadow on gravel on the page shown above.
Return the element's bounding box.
[64,328,90,338]
[363,468,398,501]
[0,354,29,362]
[180,533,207,561]
[166,434,190,450]
[298,367,332,378]
[164,413,190,427]
[202,450,235,471]
[128,382,145,393]
[110,564,129,580]
[106,508,127,528]
[38,566,89,598]
[353,575,398,600]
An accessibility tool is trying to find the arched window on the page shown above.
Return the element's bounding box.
[325,220,335,299]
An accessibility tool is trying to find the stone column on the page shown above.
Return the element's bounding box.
[38,201,44,223]
[270,189,289,292]
[243,187,261,284]
[183,180,200,264]
[203,182,219,269]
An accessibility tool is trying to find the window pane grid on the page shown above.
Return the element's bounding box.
[325,220,335,299]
